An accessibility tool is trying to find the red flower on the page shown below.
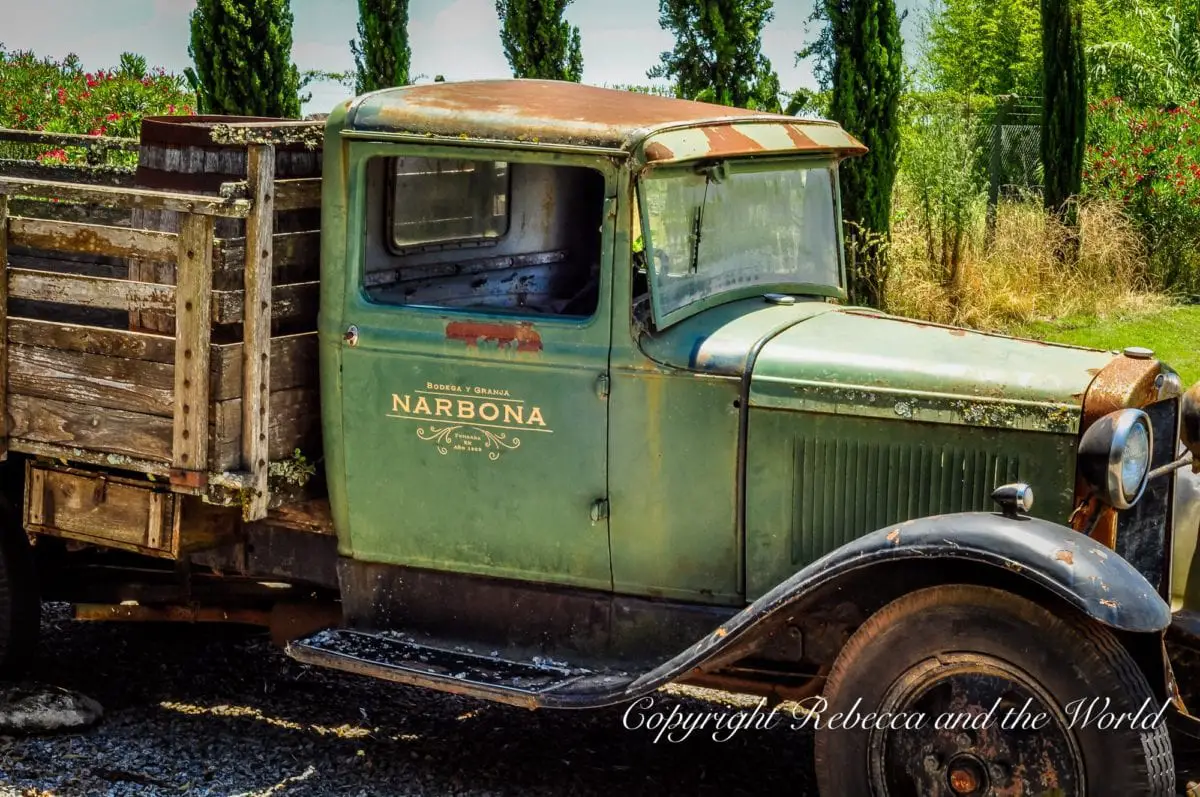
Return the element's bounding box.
[106,112,120,121]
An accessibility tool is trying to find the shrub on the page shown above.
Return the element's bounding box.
[0,45,194,163]
[887,194,1156,330]
[1084,97,1200,294]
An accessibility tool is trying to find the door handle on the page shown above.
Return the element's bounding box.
[344,325,359,347]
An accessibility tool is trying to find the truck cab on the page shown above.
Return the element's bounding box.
[4,81,1200,795]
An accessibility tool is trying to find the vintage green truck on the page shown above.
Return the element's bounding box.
[2,80,1200,795]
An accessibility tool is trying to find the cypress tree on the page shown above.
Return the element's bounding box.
[351,0,411,94]
[495,0,583,82]
[187,0,302,117]
[649,0,781,111]
[1041,0,1086,226]
[823,0,903,308]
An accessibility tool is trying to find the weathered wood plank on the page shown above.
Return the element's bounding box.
[210,333,318,400]
[0,177,251,218]
[10,198,132,226]
[242,144,275,520]
[0,193,8,459]
[26,465,176,557]
[213,230,319,276]
[210,388,322,471]
[9,216,177,261]
[172,213,214,471]
[9,343,175,416]
[10,440,171,477]
[9,268,174,312]
[9,394,173,463]
[0,160,135,186]
[210,280,318,325]
[0,127,139,151]
[207,120,323,147]
[274,178,321,211]
[217,177,320,211]
[7,318,175,362]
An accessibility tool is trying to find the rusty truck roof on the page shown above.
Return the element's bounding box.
[341,79,867,162]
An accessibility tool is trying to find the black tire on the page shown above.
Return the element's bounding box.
[813,584,1173,797]
[0,521,39,677]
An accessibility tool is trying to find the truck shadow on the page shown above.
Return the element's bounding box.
[0,612,819,796]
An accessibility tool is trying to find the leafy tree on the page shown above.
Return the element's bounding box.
[919,0,1042,96]
[495,0,583,81]
[649,0,781,111]
[1042,0,1086,223]
[1088,0,1200,106]
[186,0,302,117]
[819,0,905,307]
[351,0,411,94]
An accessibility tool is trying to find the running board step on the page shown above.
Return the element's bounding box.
[286,629,638,708]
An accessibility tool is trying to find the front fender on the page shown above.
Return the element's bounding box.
[628,512,1170,696]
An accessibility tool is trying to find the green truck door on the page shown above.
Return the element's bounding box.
[338,306,614,589]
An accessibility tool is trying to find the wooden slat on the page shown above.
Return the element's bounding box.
[11,440,172,478]
[218,177,320,211]
[210,388,321,472]
[9,394,173,463]
[0,160,135,187]
[213,230,319,274]
[210,333,319,400]
[242,143,275,520]
[9,344,175,416]
[0,193,8,459]
[0,177,251,218]
[210,281,318,324]
[0,127,139,151]
[7,318,176,362]
[10,198,132,226]
[274,178,321,211]
[9,269,174,312]
[172,213,214,472]
[9,216,177,261]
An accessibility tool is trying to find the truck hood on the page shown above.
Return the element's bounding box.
[640,301,1117,433]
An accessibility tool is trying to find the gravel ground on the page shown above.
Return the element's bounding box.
[0,606,818,796]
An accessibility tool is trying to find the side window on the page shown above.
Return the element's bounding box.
[366,156,606,318]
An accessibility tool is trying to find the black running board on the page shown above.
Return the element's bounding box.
[286,629,640,709]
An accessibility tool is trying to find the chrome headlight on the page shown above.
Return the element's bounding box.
[1078,408,1153,510]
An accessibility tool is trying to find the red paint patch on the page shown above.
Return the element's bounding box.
[701,125,764,156]
[445,320,542,353]
[783,125,817,149]
[645,141,675,161]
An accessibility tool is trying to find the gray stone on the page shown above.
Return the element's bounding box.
[0,684,103,734]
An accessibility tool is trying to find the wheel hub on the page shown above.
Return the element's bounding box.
[869,654,1084,796]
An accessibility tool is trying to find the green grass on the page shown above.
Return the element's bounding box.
[1015,305,1200,384]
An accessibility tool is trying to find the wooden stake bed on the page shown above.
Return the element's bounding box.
[0,125,324,522]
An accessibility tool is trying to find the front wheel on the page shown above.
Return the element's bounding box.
[813,584,1173,797]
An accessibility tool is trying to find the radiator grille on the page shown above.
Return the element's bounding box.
[791,437,1021,566]
[1115,398,1178,593]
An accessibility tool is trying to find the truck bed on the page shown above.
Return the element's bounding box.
[0,122,325,537]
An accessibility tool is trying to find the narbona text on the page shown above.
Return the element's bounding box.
[621,695,1171,744]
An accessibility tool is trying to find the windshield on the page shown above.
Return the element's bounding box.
[637,161,842,327]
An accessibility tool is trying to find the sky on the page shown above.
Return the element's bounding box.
[0,0,924,116]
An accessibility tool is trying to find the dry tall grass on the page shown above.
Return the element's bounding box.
[885,195,1161,332]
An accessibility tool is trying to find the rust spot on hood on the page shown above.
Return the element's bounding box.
[887,529,901,544]
[445,320,542,353]
[1054,549,1074,565]
[948,328,967,337]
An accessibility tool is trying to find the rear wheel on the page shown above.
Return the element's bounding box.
[0,521,39,677]
[813,584,1173,797]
